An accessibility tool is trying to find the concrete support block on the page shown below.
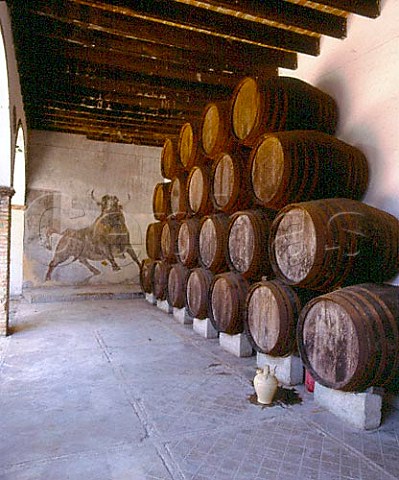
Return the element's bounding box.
[257,352,304,386]
[219,332,253,357]
[173,307,193,325]
[145,293,156,305]
[157,299,173,314]
[314,382,383,430]
[193,318,218,339]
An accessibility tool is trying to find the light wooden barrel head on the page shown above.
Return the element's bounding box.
[232,77,259,141]
[177,222,190,263]
[202,104,219,155]
[170,177,181,214]
[161,223,172,258]
[179,123,194,169]
[251,136,284,204]
[188,167,205,213]
[213,154,234,209]
[211,276,233,331]
[161,138,175,178]
[247,284,280,353]
[302,299,360,386]
[274,208,316,283]
[199,217,217,268]
[228,214,255,274]
[186,269,211,318]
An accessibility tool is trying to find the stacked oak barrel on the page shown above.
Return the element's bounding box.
[142,75,399,393]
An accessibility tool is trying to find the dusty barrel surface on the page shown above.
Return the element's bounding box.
[152,260,172,300]
[169,174,188,219]
[269,198,399,290]
[246,280,314,356]
[201,101,233,157]
[231,76,338,146]
[152,182,171,221]
[146,222,163,260]
[140,258,156,294]
[211,147,254,213]
[250,130,369,210]
[186,267,214,319]
[227,209,275,280]
[167,263,190,308]
[209,272,249,334]
[160,218,180,262]
[178,122,202,172]
[297,283,399,391]
[199,213,229,272]
[161,138,183,180]
[177,217,200,267]
[187,165,213,216]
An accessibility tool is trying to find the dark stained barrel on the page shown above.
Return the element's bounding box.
[227,209,275,280]
[168,263,190,308]
[201,100,234,157]
[199,213,229,273]
[146,222,163,260]
[186,268,214,319]
[209,272,249,334]
[153,260,172,300]
[152,182,171,221]
[178,121,202,172]
[140,258,156,294]
[169,174,188,219]
[177,217,200,268]
[269,198,399,291]
[231,76,338,146]
[187,165,213,216]
[161,138,183,180]
[250,130,369,210]
[297,283,399,391]
[211,146,254,213]
[160,218,180,263]
[246,280,314,356]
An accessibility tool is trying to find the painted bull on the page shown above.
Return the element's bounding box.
[45,193,140,281]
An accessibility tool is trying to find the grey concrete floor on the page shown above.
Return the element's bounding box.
[1,291,399,480]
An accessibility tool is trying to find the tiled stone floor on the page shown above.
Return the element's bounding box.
[1,295,399,479]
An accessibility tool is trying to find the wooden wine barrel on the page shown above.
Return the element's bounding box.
[153,260,171,300]
[209,272,249,334]
[227,209,275,280]
[246,280,314,356]
[186,268,214,319]
[178,122,202,172]
[201,100,234,157]
[187,165,213,216]
[160,218,180,262]
[269,198,399,290]
[169,174,188,219]
[211,146,254,213]
[250,130,369,210]
[145,222,163,260]
[140,258,156,294]
[152,182,171,221]
[161,138,183,180]
[177,217,200,268]
[168,263,190,308]
[297,283,399,391]
[231,76,338,146]
[199,213,229,273]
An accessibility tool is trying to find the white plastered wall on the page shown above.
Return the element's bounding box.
[280,0,399,285]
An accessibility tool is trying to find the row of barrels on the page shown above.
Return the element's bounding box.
[148,198,399,291]
[141,260,399,393]
[155,130,369,220]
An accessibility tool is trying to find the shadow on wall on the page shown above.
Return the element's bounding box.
[24,190,143,287]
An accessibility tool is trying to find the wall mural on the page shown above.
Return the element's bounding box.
[45,192,141,281]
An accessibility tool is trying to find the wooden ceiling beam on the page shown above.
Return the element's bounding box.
[308,0,380,18]
[67,0,319,55]
[23,0,297,69]
[190,0,346,38]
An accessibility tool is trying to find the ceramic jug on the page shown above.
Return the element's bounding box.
[253,365,278,405]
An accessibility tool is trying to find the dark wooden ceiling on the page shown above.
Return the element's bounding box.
[7,0,380,147]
